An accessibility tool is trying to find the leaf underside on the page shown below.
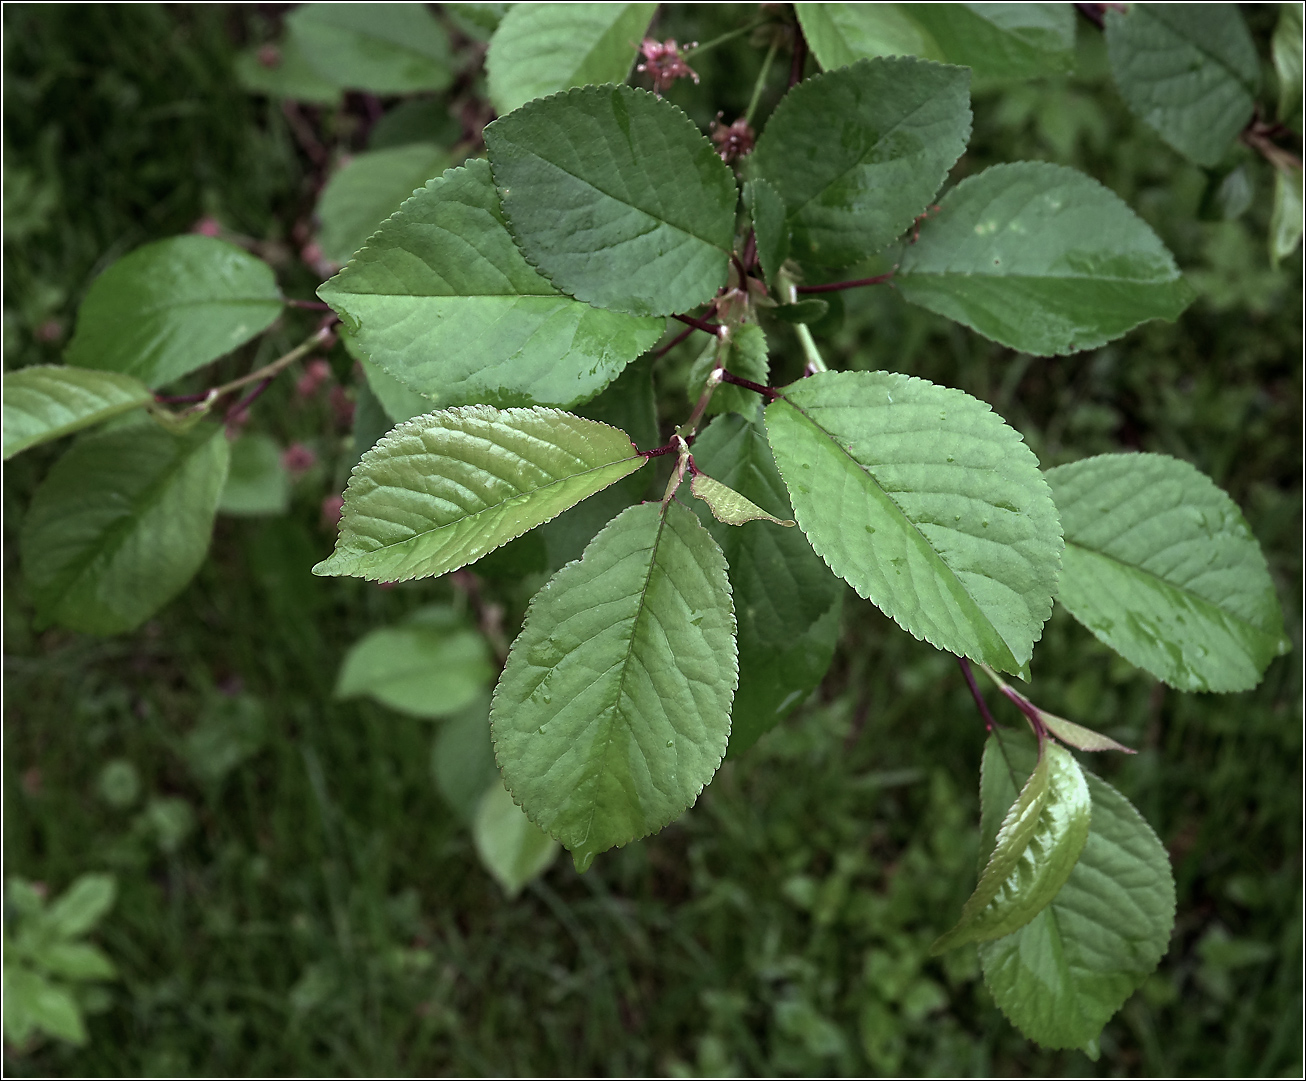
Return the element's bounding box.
[485,84,738,317]
[319,159,663,409]
[896,162,1196,356]
[765,370,1061,675]
[1046,452,1287,692]
[3,366,153,460]
[316,405,645,583]
[977,732,1176,1051]
[491,501,737,869]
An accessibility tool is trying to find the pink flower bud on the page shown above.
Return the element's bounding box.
[281,442,317,478]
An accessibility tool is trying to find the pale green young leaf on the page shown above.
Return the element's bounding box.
[1270,165,1304,267]
[978,732,1176,1050]
[336,610,494,718]
[933,743,1090,953]
[896,162,1196,356]
[1104,3,1258,167]
[1046,453,1288,692]
[233,36,341,104]
[491,501,737,870]
[65,236,283,389]
[286,3,452,95]
[691,472,795,528]
[3,366,152,460]
[318,160,663,409]
[907,3,1076,78]
[432,696,501,825]
[43,875,117,940]
[317,143,450,265]
[743,178,790,288]
[473,783,561,898]
[686,323,770,417]
[690,411,843,756]
[485,85,738,317]
[752,57,971,268]
[1272,3,1303,122]
[1041,713,1135,754]
[218,433,290,517]
[21,423,230,635]
[486,3,657,115]
[765,370,1061,676]
[316,406,646,583]
[3,968,87,1046]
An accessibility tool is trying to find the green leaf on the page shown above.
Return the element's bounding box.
[977,732,1176,1051]
[446,3,511,42]
[932,743,1090,953]
[3,366,152,460]
[343,330,433,424]
[286,3,452,95]
[485,85,738,317]
[796,3,941,72]
[43,875,117,939]
[318,159,663,409]
[771,299,829,325]
[218,433,290,517]
[64,236,283,389]
[906,3,1076,79]
[744,178,790,289]
[36,942,117,983]
[3,967,87,1046]
[473,783,561,898]
[336,609,494,718]
[686,323,770,417]
[1104,3,1258,167]
[765,370,1060,676]
[181,695,268,786]
[752,57,971,268]
[317,144,450,265]
[315,405,646,583]
[1270,165,1304,267]
[691,472,795,528]
[1273,2,1303,122]
[233,37,342,104]
[1040,713,1135,755]
[491,501,737,869]
[1045,453,1288,693]
[689,411,843,756]
[431,696,502,825]
[896,162,1196,356]
[21,423,230,635]
[486,2,657,115]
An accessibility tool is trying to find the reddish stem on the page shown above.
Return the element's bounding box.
[795,271,895,294]
[287,298,332,311]
[718,370,780,401]
[672,312,725,335]
[956,657,997,732]
[788,21,809,88]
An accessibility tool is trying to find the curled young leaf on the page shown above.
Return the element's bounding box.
[691,471,795,528]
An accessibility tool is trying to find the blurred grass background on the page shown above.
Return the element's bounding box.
[3,4,1301,1076]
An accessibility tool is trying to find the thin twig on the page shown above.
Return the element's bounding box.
[718,370,779,400]
[956,657,998,731]
[788,19,809,88]
[744,37,781,127]
[653,323,697,359]
[795,271,896,294]
[672,312,725,335]
[287,298,333,311]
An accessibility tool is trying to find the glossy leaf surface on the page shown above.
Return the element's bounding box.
[485,85,737,316]
[316,406,645,583]
[65,236,283,389]
[978,733,1175,1050]
[486,3,656,115]
[21,422,230,634]
[473,783,561,898]
[317,143,450,265]
[765,370,1060,675]
[933,742,1089,953]
[1105,3,1257,167]
[3,366,152,460]
[319,160,663,409]
[752,58,971,267]
[691,412,843,755]
[491,501,737,869]
[896,162,1196,355]
[1046,453,1288,692]
[287,3,452,95]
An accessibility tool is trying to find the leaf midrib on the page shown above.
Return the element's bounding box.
[1065,537,1275,640]
[778,394,1017,661]
[339,453,642,562]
